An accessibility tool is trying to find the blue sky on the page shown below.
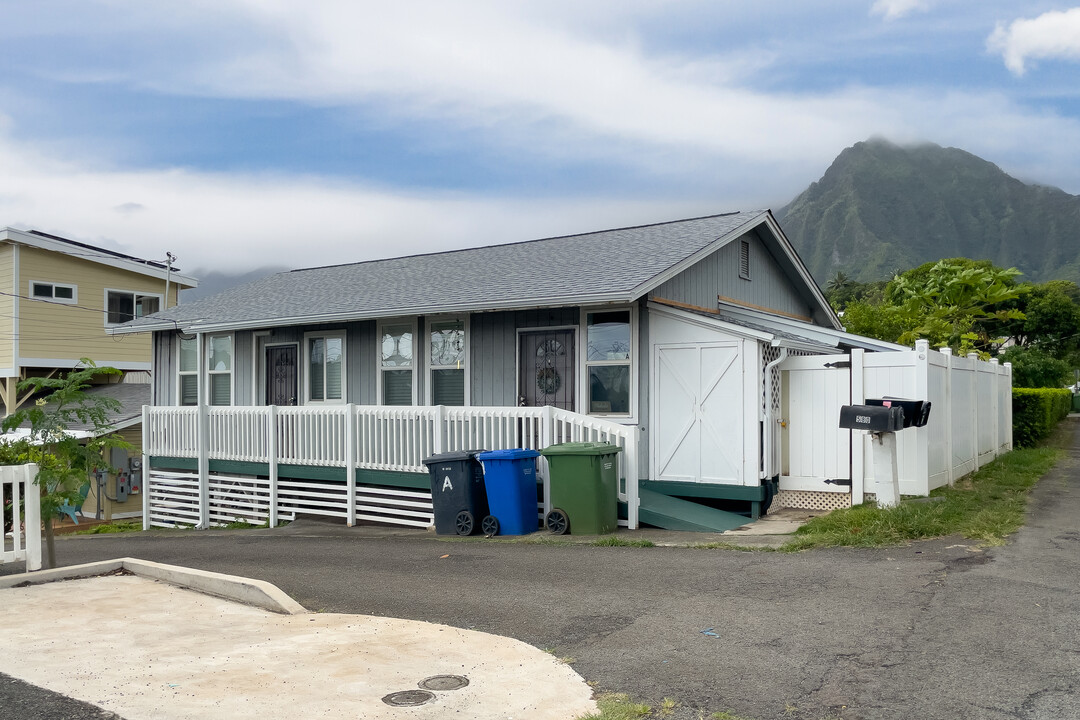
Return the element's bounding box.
[0,1,1078,274]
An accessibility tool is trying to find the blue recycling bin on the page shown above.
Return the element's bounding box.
[476,448,541,536]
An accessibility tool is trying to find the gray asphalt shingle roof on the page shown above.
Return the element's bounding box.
[121,211,767,332]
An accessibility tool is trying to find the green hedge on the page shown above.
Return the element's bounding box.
[1012,388,1072,447]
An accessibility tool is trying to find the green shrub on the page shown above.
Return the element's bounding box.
[1012,388,1071,447]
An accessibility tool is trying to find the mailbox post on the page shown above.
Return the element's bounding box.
[839,399,930,509]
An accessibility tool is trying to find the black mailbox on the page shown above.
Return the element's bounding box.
[839,404,905,432]
[866,397,931,428]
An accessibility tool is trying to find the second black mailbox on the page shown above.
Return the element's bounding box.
[839,404,905,433]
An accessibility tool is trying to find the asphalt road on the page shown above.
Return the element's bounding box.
[4,422,1079,720]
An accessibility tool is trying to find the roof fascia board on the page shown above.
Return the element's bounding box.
[647,301,775,343]
[0,228,198,287]
[760,213,841,330]
[627,212,763,301]
[108,291,640,335]
[719,301,906,352]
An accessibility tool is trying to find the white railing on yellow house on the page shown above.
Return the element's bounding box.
[141,404,639,532]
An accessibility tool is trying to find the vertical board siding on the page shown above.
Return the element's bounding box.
[469,308,579,407]
[0,246,15,368]
[154,331,175,406]
[654,230,812,319]
[233,331,254,406]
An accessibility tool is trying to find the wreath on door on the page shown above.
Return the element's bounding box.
[536,367,562,395]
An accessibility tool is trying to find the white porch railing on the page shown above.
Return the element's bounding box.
[142,405,639,531]
[1,464,42,572]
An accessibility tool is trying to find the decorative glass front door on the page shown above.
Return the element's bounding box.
[518,329,575,410]
[266,345,298,406]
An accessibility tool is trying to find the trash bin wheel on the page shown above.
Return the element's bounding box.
[545,508,570,535]
[455,510,475,536]
[481,515,499,537]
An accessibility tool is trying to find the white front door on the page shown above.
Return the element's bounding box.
[780,354,852,491]
[652,342,745,485]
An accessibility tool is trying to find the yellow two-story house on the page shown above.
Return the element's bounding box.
[0,227,198,520]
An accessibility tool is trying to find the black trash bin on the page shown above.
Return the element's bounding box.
[422,450,489,535]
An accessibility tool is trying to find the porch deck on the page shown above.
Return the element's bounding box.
[141,405,640,531]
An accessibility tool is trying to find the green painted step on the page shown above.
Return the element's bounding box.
[637,488,751,533]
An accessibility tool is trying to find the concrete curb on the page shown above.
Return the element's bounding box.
[0,557,308,615]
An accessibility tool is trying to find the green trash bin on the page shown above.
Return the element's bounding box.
[539,441,623,535]
[1072,393,1080,413]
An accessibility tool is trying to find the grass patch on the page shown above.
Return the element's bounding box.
[591,535,655,548]
[70,520,143,535]
[577,693,651,720]
[783,444,1061,551]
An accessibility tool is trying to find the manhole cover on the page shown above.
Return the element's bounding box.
[382,690,435,706]
[419,674,470,691]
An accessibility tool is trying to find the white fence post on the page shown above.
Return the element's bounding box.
[990,358,1000,461]
[141,404,151,530]
[268,404,278,528]
[197,402,210,529]
[541,405,554,514]
[914,340,931,493]
[940,347,955,485]
[968,352,980,470]
[346,404,356,527]
[23,464,41,571]
[850,348,866,506]
[1003,362,1013,450]
[433,405,445,455]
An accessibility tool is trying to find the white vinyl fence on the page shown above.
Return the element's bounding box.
[142,405,639,531]
[780,340,1012,503]
[1,464,42,572]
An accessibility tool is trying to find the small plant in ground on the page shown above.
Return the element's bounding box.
[591,535,655,548]
[657,697,678,716]
[576,693,651,720]
[712,711,757,720]
[71,520,142,535]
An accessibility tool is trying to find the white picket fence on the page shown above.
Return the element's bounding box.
[141,405,639,531]
[1,464,42,572]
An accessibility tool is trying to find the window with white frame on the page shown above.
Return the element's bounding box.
[106,290,162,325]
[178,336,198,406]
[30,281,77,304]
[380,322,414,405]
[585,310,632,414]
[306,333,345,403]
[207,334,233,406]
[428,319,466,406]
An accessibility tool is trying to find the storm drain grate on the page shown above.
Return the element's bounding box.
[419,675,470,692]
[382,690,435,706]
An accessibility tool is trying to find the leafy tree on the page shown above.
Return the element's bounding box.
[997,280,1080,359]
[1,360,131,568]
[1000,346,1072,389]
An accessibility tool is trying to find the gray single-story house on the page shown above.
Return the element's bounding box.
[114,210,928,533]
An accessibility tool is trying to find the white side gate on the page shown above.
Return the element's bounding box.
[779,354,860,502]
[1,464,42,572]
[652,341,748,485]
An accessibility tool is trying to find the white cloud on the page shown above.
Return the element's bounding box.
[870,0,932,21]
[987,8,1080,76]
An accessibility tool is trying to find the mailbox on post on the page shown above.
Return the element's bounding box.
[839,398,929,510]
[839,404,905,433]
[865,397,931,429]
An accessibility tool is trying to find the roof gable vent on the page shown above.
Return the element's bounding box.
[739,240,751,280]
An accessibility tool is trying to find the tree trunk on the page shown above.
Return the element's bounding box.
[43,518,56,569]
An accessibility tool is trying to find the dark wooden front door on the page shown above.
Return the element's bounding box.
[266,345,298,406]
[518,329,575,410]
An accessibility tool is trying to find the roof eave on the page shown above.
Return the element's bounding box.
[109,290,640,335]
[761,212,842,330]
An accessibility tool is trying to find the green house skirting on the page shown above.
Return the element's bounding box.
[639,479,767,502]
[149,457,429,490]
